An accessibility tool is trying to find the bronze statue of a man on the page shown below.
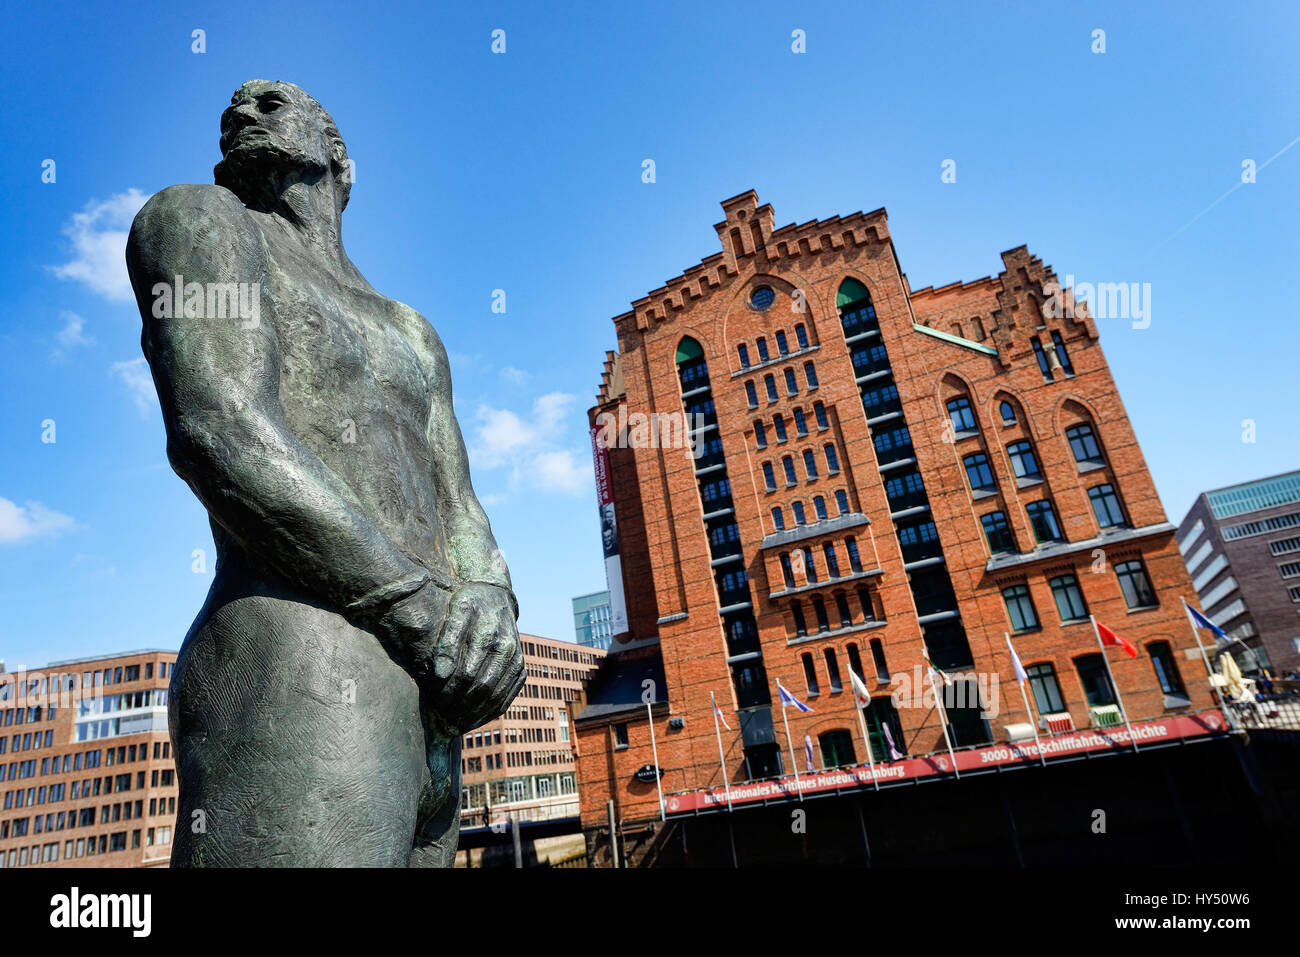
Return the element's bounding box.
[125,80,524,867]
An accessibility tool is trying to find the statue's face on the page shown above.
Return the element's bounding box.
[215,80,339,203]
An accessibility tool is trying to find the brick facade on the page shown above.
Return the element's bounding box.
[573,191,1215,838]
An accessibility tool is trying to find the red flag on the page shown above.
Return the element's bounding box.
[1096,621,1138,659]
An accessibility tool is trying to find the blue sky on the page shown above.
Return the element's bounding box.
[1,0,1297,670]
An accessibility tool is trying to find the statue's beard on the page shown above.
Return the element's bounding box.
[214,140,328,212]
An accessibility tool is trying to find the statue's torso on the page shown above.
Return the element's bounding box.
[243,216,452,579]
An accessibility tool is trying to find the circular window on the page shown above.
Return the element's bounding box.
[750,286,775,310]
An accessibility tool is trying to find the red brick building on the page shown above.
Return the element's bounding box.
[573,191,1220,862]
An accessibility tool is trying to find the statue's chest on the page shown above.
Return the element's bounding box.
[268,274,431,419]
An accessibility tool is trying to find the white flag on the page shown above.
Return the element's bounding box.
[1005,633,1028,684]
[849,668,872,709]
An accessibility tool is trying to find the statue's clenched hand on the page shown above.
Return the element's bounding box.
[388,582,524,737]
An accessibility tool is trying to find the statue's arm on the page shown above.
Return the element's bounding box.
[423,325,516,614]
[126,185,432,623]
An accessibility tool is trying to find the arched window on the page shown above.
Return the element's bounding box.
[824,444,840,474]
[804,361,819,390]
[762,462,776,492]
[782,456,797,485]
[857,586,875,621]
[791,602,807,636]
[818,730,856,769]
[780,553,796,588]
[1007,440,1041,480]
[1050,331,1074,375]
[745,380,758,409]
[812,596,830,631]
[737,344,750,368]
[771,506,785,531]
[835,489,850,514]
[756,336,770,362]
[869,638,890,681]
[846,538,863,573]
[1066,423,1105,465]
[792,501,806,526]
[803,449,819,480]
[814,401,829,430]
[773,414,787,443]
[765,374,778,403]
[813,495,828,520]
[753,420,767,449]
[775,330,789,355]
[999,399,1017,425]
[795,323,809,349]
[784,367,798,396]
[823,648,843,692]
[946,396,976,433]
[846,642,864,679]
[823,542,840,577]
[1148,641,1186,697]
[793,407,808,436]
[802,652,819,695]
[835,592,853,626]
[863,697,904,762]
[837,279,877,337]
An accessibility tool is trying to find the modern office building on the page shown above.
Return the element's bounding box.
[572,191,1221,864]
[572,591,615,650]
[459,632,604,829]
[1177,470,1300,674]
[0,649,179,869]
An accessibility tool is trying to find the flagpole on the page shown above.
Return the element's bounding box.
[710,691,734,811]
[1007,632,1046,767]
[646,699,665,821]
[849,672,880,791]
[1090,614,1140,753]
[857,700,881,792]
[778,685,804,802]
[927,666,961,779]
[1181,597,1237,732]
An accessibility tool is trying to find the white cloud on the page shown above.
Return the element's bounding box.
[110,357,157,417]
[51,310,95,360]
[499,365,530,385]
[468,391,590,497]
[0,498,77,545]
[51,189,150,302]
[532,450,588,494]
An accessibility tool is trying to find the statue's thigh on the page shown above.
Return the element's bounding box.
[170,594,426,867]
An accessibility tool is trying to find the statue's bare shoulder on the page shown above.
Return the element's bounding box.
[388,299,453,394]
[129,184,267,286]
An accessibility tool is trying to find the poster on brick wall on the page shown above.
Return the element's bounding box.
[590,426,630,638]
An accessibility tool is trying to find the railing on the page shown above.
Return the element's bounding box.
[461,797,579,829]
[549,850,587,868]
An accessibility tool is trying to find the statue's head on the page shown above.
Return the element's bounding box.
[214,80,352,212]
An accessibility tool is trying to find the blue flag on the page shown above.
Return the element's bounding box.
[1186,602,1228,641]
[776,681,814,713]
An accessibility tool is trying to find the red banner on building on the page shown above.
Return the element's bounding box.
[590,426,631,641]
[662,711,1228,815]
